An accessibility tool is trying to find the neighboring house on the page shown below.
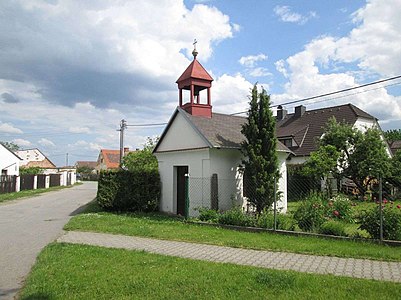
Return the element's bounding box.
[153,51,292,216]
[95,148,132,172]
[389,140,401,155]
[275,103,391,165]
[75,161,97,173]
[15,148,56,168]
[0,143,21,175]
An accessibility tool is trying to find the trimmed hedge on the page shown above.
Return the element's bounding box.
[97,170,160,212]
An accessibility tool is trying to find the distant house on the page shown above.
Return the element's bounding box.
[275,103,391,166]
[15,148,56,168]
[75,161,97,172]
[389,140,401,155]
[0,143,21,175]
[95,148,132,172]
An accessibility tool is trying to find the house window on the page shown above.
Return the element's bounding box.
[281,138,292,147]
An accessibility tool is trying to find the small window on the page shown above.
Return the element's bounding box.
[282,138,292,147]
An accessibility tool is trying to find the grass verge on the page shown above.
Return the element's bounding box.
[0,183,81,204]
[20,243,401,300]
[64,202,401,262]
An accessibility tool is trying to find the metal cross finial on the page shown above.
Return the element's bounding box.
[192,38,198,59]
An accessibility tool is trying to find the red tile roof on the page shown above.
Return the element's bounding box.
[176,59,213,82]
[100,149,120,169]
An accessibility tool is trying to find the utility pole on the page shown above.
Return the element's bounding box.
[119,119,127,166]
[66,153,69,166]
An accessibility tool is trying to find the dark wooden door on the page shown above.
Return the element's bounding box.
[176,166,188,216]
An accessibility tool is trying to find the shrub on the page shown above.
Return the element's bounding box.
[326,194,354,222]
[319,220,347,236]
[293,193,326,232]
[97,170,160,212]
[257,211,296,231]
[197,207,219,222]
[358,206,401,240]
[218,206,255,227]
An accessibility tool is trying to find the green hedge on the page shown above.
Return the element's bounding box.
[97,170,160,212]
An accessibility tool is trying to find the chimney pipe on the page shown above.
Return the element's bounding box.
[276,105,287,121]
[295,105,306,117]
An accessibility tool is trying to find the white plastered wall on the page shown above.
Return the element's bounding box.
[0,145,20,175]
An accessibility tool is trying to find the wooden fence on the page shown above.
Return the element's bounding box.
[0,175,16,194]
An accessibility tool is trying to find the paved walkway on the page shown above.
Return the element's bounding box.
[0,182,97,300]
[58,231,401,283]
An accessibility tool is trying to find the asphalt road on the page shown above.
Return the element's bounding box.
[0,181,97,300]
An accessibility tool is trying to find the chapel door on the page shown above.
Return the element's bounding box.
[176,166,188,216]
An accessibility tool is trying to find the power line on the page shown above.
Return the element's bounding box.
[230,75,401,116]
[126,123,168,127]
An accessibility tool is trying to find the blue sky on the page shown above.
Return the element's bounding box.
[0,0,400,166]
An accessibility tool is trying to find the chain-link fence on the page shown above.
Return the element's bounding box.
[186,173,401,242]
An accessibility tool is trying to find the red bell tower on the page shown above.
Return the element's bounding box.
[176,40,213,118]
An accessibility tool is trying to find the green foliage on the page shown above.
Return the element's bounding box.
[358,206,401,240]
[384,129,401,144]
[122,149,158,172]
[307,117,390,196]
[97,170,160,212]
[0,141,20,152]
[76,166,94,175]
[327,194,354,223]
[390,150,401,182]
[256,211,296,231]
[241,85,279,213]
[319,221,347,237]
[197,207,219,222]
[293,193,327,232]
[19,166,43,175]
[217,206,255,227]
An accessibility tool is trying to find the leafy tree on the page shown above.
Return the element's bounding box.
[306,117,390,196]
[20,167,43,175]
[1,141,20,152]
[241,85,279,213]
[122,137,159,172]
[303,145,340,196]
[384,129,401,144]
[76,166,94,175]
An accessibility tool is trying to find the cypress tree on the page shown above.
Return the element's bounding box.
[241,85,279,213]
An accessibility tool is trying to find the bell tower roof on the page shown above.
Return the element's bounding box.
[176,40,214,118]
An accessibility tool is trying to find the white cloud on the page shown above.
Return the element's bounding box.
[213,73,253,113]
[273,0,401,122]
[38,138,56,147]
[69,126,91,134]
[12,138,31,147]
[239,54,267,68]
[274,6,317,25]
[0,122,23,134]
[249,67,272,77]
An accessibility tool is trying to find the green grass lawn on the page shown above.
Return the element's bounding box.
[19,243,401,300]
[0,183,80,204]
[64,202,401,262]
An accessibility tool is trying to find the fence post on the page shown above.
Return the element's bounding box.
[273,176,277,231]
[379,176,383,242]
[211,173,218,210]
[185,173,190,219]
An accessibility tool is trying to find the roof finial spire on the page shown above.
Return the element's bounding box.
[192,38,198,59]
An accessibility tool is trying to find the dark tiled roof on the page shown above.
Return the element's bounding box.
[75,161,97,169]
[389,140,401,155]
[276,103,376,156]
[181,109,291,153]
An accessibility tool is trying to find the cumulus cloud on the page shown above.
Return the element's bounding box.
[239,54,267,68]
[69,127,91,134]
[274,6,317,25]
[12,138,31,147]
[0,0,235,108]
[1,92,19,103]
[38,138,56,147]
[0,122,23,134]
[273,0,401,123]
[249,67,272,77]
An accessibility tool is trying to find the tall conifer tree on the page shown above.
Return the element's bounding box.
[241,85,279,213]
